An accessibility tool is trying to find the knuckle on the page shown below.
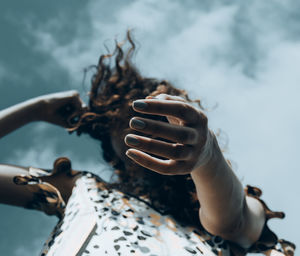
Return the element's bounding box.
[180,103,190,115]
[178,129,193,144]
[180,130,190,143]
[171,144,181,159]
[184,102,195,112]
[171,144,187,159]
[187,129,199,144]
[181,103,198,119]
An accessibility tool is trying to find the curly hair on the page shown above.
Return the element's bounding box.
[70,31,203,228]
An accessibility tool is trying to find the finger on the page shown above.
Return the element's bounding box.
[129,117,199,145]
[125,149,192,175]
[132,99,203,125]
[124,134,193,160]
[147,94,187,125]
[151,93,186,102]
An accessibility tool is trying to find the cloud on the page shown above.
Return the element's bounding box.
[27,1,239,85]
[9,142,114,181]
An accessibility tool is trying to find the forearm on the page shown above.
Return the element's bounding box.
[0,164,33,207]
[191,133,265,248]
[0,91,82,210]
[0,90,83,139]
[0,97,42,138]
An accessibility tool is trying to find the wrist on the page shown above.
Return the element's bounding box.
[190,132,232,191]
[191,130,223,174]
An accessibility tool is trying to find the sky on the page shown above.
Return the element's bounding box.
[0,0,299,255]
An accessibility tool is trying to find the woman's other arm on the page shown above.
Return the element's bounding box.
[0,90,83,138]
[0,91,83,207]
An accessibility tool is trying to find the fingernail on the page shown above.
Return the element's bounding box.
[126,150,139,159]
[133,100,147,110]
[131,118,146,130]
[125,135,140,146]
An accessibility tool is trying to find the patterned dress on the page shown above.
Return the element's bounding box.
[13,159,295,256]
[39,172,231,256]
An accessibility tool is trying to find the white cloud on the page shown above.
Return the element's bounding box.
[9,142,113,181]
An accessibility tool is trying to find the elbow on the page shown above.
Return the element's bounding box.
[199,197,266,249]
[199,207,244,239]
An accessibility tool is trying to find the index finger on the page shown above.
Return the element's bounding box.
[132,99,201,125]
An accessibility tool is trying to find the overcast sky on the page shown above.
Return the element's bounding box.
[0,0,299,255]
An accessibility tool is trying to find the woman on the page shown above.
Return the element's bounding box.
[0,33,295,255]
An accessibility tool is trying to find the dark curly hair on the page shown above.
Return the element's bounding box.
[70,31,203,229]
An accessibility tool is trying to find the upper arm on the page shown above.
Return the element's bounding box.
[0,164,34,208]
[223,195,266,249]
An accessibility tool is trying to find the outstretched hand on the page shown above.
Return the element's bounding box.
[125,94,214,175]
[38,90,85,128]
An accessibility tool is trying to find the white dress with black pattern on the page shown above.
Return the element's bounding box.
[40,172,230,256]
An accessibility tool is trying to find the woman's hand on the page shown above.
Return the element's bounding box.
[37,90,85,128]
[125,94,269,250]
[124,94,215,175]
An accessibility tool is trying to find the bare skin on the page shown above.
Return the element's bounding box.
[0,91,83,207]
[0,90,83,138]
[122,94,266,248]
[0,164,79,206]
[0,91,273,252]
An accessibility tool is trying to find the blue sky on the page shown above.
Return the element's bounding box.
[0,0,299,255]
